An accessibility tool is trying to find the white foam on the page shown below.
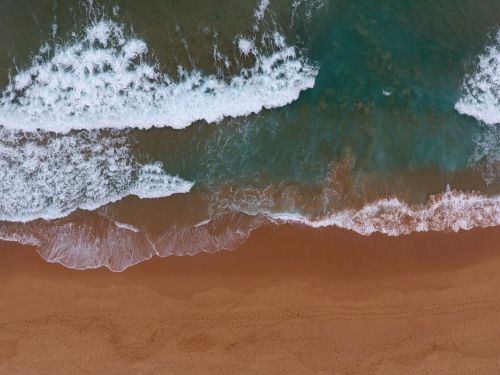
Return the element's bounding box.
[469,125,500,185]
[0,19,317,133]
[455,30,500,125]
[112,220,140,233]
[254,0,270,23]
[0,127,193,223]
[194,219,212,227]
[129,162,194,199]
[266,190,500,235]
[2,189,499,271]
[237,37,256,56]
[291,0,328,24]
[0,229,42,247]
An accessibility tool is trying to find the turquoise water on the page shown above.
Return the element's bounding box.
[134,0,500,184]
[0,0,499,270]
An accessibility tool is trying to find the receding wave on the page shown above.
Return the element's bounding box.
[0,19,317,132]
[2,189,499,271]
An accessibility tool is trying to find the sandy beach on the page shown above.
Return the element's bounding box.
[1,224,500,374]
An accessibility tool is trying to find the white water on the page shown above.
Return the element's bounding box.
[0,127,193,222]
[254,0,270,23]
[266,190,500,236]
[2,188,498,271]
[0,19,317,132]
[0,6,314,222]
[455,29,500,184]
[455,30,500,125]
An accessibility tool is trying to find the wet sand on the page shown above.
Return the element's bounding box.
[1,224,500,374]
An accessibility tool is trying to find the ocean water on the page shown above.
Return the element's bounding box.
[0,0,499,270]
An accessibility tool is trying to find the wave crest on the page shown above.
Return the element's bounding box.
[2,188,499,271]
[267,190,500,236]
[0,127,192,222]
[455,30,500,125]
[0,19,317,132]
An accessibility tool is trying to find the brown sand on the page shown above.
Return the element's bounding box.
[1,224,500,374]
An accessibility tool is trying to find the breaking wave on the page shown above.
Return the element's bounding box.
[2,188,499,271]
[266,190,500,236]
[0,3,499,272]
[0,19,317,132]
[0,127,193,222]
[455,29,500,125]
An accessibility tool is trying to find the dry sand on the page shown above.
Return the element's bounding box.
[1,224,500,374]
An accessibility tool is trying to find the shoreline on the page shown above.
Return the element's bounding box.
[4,183,500,272]
[1,225,500,373]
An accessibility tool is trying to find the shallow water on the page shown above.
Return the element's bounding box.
[0,0,499,270]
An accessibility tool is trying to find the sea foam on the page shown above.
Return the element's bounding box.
[266,190,500,236]
[455,30,500,125]
[3,188,499,272]
[0,7,314,224]
[0,19,317,132]
[0,127,193,222]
